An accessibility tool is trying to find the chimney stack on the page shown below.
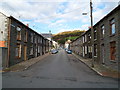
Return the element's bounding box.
[26,24,29,27]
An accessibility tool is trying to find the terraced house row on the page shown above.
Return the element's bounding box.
[70,5,120,70]
[0,12,52,69]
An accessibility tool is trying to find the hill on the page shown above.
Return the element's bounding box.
[52,30,85,44]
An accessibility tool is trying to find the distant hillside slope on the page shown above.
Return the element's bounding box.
[52,30,85,44]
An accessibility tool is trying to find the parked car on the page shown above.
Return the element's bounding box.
[51,49,58,54]
[65,48,68,52]
[66,50,72,54]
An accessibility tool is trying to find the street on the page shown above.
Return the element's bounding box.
[2,49,118,88]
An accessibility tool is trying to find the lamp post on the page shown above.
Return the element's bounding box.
[90,0,94,67]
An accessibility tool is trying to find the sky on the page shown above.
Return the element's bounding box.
[0,0,119,34]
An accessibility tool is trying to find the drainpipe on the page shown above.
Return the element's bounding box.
[7,17,11,68]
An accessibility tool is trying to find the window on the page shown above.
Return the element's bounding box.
[30,45,33,55]
[85,35,87,42]
[15,44,21,58]
[85,46,87,54]
[40,38,42,44]
[31,33,33,43]
[110,18,115,35]
[16,26,21,40]
[38,45,40,53]
[94,29,97,40]
[94,44,97,56]
[101,25,105,38]
[24,30,27,42]
[83,36,85,43]
[88,46,92,53]
[83,46,85,57]
[35,36,37,44]
[88,33,91,41]
[79,39,81,44]
[110,41,116,60]
[38,37,40,43]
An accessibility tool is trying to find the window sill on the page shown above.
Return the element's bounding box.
[17,39,21,41]
[88,41,90,43]
[101,38,104,40]
[24,41,27,43]
[110,60,117,63]
[94,39,97,41]
[16,57,21,59]
[110,34,115,37]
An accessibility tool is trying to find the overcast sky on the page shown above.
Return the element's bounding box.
[0,0,119,34]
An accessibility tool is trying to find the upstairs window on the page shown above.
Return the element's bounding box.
[94,29,97,40]
[40,38,42,44]
[35,36,37,44]
[31,33,33,43]
[110,18,115,35]
[85,35,87,42]
[24,30,28,42]
[16,26,21,40]
[101,25,105,38]
[88,33,91,41]
[38,37,40,43]
[83,36,85,43]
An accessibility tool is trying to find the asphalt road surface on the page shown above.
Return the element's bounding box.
[2,49,118,88]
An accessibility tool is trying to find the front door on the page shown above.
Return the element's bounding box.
[101,44,105,64]
[35,45,37,57]
[24,45,27,60]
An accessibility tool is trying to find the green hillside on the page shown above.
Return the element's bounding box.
[52,30,85,44]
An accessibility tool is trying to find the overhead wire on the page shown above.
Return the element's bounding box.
[35,6,89,21]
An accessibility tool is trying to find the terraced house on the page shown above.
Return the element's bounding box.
[70,5,120,70]
[0,12,52,69]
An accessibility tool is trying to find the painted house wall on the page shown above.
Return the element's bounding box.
[0,13,8,47]
[0,13,9,68]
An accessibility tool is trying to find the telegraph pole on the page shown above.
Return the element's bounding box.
[90,0,94,67]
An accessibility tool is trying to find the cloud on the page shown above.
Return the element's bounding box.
[1,1,60,19]
[93,2,118,24]
[80,24,89,31]
[57,28,76,33]
[0,0,119,34]
[48,19,66,28]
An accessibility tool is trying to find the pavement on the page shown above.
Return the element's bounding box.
[2,53,50,72]
[72,53,120,79]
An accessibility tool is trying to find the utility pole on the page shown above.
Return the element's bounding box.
[90,0,94,67]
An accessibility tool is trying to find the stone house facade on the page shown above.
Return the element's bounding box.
[0,13,52,68]
[70,5,120,70]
